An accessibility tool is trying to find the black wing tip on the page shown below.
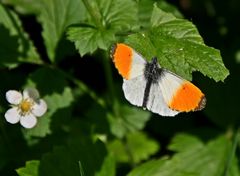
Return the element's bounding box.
[110,43,117,59]
[195,96,206,111]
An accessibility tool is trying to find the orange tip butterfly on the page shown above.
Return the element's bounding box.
[110,43,206,116]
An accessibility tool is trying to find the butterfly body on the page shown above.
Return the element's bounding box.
[111,43,206,116]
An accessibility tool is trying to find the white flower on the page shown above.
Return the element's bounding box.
[4,88,47,129]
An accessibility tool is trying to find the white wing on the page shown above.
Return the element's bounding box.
[122,75,146,107]
[146,83,179,116]
[128,51,147,79]
[123,74,179,116]
[159,70,185,105]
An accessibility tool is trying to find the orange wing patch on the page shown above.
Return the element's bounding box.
[111,44,133,80]
[169,81,206,112]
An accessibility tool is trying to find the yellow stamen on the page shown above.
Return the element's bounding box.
[19,99,33,113]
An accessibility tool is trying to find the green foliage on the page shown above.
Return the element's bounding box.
[16,160,40,176]
[128,134,239,176]
[107,105,150,138]
[67,0,138,56]
[108,131,160,164]
[0,0,238,176]
[38,0,86,61]
[126,4,229,81]
[0,4,41,67]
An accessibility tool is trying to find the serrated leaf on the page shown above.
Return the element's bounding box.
[39,137,110,176]
[107,105,150,138]
[126,5,229,81]
[67,0,138,56]
[16,160,40,176]
[38,0,86,61]
[128,135,237,176]
[0,4,41,67]
[108,131,160,164]
[67,27,115,56]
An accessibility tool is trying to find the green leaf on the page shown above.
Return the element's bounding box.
[128,134,236,176]
[127,158,168,176]
[67,0,138,56]
[2,0,42,14]
[126,5,229,81]
[157,1,183,19]
[96,154,116,176]
[0,4,41,67]
[107,105,151,138]
[138,0,183,29]
[167,133,204,152]
[22,68,73,139]
[38,0,86,61]
[108,131,160,164]
[16,160,40,176]
[39,137,110,176]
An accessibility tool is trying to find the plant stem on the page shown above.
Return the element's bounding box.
[82,0,103,29]
[224,127,240,176]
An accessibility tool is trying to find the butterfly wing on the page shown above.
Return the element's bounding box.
[111,43,146,80]
[159,70,206,112]
[145,82,179,116]
[122,76,146,107]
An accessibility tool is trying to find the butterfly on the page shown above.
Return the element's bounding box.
[110,43,206,116]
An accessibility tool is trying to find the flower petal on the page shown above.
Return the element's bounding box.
[4,107,21,124]
[32,99,47,117]
[6,90,22,105]
[23,88,39,100]
[20,114,37,129]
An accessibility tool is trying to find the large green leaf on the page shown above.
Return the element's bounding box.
[0,4,41,67]
[107,105,150,138]
[38,0,86,61]
[67,0,138,56]
[128,134,239,176]
[126,5,229,81]
[108,131,160,164]
[16,160,40,176]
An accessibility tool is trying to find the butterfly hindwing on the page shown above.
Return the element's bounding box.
[159,70,206,112]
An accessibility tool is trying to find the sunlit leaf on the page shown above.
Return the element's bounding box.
[126,5,229,81]
[67,0,138,56]
[16,160,40,176]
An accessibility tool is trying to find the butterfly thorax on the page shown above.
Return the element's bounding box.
[144,57,162,84]
[142,57,163,108]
